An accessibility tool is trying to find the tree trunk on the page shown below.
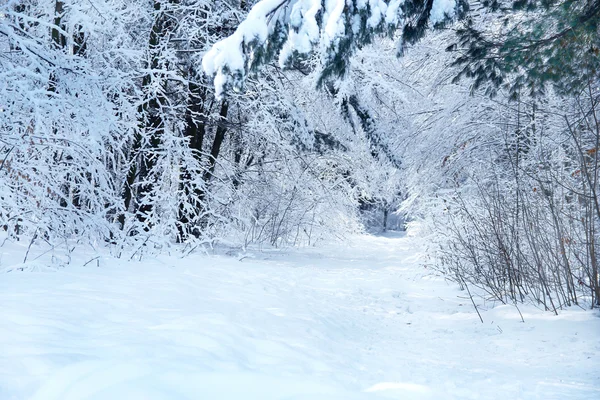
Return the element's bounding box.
[202,101,229,184]
[177,71,208,241]
[122,0,173,230]
[383,208,388,232]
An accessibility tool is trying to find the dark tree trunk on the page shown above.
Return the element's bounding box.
[122,0,174,230]
[177,72,208,241]
[203,101,229,184]
[383,208,388,232]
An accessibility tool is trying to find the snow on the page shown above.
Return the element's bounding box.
[322,0,346,49]
[279,0,322,68]
[201,0,413,95]
[385,0,404,25]
[429,0,456,24]
[1,232,599,400]
[202,0,284,97]
[366,1,387,29]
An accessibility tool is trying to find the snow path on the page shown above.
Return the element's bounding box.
[1,233,599,399]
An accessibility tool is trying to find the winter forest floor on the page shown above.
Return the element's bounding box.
[0,232,599,400]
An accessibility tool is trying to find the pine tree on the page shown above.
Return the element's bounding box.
[203,0,598,100]
[449,0,600,98]
[202,0,469,97]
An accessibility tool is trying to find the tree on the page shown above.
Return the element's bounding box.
[202,0,468,97]
[0,0,140,242]
[449,0,600,98]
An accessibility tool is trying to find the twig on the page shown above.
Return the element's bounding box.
[23,230,38,263]
[83,256,100,267]
[459,275,484,323]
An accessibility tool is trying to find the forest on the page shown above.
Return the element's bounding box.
[1,0,599,313]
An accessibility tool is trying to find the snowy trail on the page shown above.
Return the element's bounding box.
[1,233,599,400]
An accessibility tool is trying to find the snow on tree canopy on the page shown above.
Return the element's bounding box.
[202,0,464,98]
[430,0,456,24]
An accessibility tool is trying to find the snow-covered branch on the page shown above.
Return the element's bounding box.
[202,0,461,97]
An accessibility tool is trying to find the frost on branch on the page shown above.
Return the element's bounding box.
[202,0,465,98]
